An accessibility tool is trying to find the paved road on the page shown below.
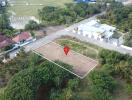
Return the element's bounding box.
[9,12,132,58]
[69,33,132,56]
[24,12,105,51]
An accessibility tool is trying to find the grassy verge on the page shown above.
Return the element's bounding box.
[55,37,101,59]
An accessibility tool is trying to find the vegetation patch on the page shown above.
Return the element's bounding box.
[55,37,101,59]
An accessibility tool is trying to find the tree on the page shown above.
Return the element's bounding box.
[67,78,79,90]
[38,3,103,25]
[90,88,113,100]
[25,20,40,30]
[115,61,132,82]
[0,6,14,37]
[89,70,117,93]
[88,70,117,100]
[99,49,132,82]
[99,49,126,65]
[4,60,78,100]
[0,14,10,29]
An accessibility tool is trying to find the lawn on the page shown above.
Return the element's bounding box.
[9,0,73,17]
[55,37,101,59]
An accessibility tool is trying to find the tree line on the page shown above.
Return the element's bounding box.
[0,6,15,37]
[38,3,104,26]
[98,49,132,96]
[25,2,105,31]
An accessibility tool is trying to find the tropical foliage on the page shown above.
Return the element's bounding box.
[38,3,104,25]
[0,7,14,37]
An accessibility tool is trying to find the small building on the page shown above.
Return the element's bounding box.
[12,32,34,47]
[75,19,117,44]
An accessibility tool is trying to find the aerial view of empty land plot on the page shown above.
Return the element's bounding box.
[34,42,98,78]
[9,0,73,17]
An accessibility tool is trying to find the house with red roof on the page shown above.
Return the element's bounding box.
[12,32,35,47]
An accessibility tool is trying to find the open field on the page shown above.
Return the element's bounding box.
[9,0,73,17]
[34,42,98,78]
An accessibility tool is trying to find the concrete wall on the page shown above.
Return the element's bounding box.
[121,45,132,50]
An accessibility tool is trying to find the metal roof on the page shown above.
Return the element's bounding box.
[78,20,116,37]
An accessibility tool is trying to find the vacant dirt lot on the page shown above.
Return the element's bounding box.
[34,42,98,78]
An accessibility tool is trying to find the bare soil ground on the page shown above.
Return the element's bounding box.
[35,25,65,39]
[34,42,98,78]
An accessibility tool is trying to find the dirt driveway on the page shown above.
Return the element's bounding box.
[34,42,98,78]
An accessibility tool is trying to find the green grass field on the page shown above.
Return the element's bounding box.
[56,37,101,59]
[9,0,73,17]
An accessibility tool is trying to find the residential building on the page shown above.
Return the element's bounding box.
[76,20,116,41]
[74,19,122,46]
[12,32,34,47]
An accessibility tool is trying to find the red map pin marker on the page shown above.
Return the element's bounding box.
[64,46,70,55]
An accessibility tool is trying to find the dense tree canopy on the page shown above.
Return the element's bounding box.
[99,49,132,83]
[0,6,14,37]
[89,70,117,100]
[4,55,79,100]
[38,3,103,25]
[25,20,40,30]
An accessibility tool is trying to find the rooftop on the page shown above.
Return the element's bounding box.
[12,32,32,43]
[78,19,116,37]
